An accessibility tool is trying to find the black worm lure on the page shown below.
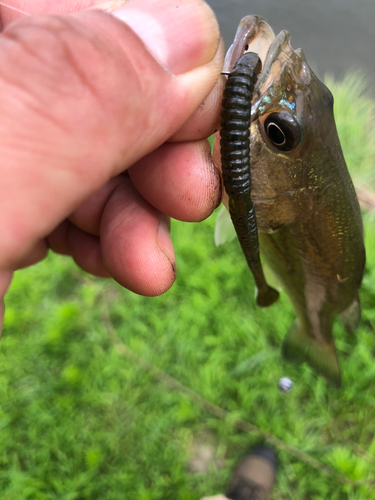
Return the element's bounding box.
[220,52,279,307]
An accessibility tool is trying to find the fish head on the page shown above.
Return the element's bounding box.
[250,26,354,232]
[215,17,351,233]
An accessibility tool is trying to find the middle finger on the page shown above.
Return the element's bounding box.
[129,139,222,222]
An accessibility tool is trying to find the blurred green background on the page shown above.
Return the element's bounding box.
[1,74,375,499]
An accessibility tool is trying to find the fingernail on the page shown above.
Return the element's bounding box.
[157,221,176,275]
[111,0,220,74]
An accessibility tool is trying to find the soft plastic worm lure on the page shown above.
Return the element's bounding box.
[220,52,279,307]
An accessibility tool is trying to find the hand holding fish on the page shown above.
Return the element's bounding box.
[0,0,224,329]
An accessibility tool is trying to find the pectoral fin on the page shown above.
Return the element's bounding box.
[339,294,361,333]
[282,320,341,388]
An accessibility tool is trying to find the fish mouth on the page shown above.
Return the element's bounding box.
[222,16,276,73]
[252,31,312,116]
[254,30,293,94]
[223,16,312,120]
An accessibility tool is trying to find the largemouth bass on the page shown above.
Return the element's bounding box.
[214,16,365,388]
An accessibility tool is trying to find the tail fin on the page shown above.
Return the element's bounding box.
[282,320,341,388]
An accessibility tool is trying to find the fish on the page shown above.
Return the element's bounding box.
[213,15,365,388]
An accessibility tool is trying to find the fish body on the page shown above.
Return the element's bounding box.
[214,17,365,387]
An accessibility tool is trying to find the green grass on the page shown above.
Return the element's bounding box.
[326,73,375,184]
[1,73,375,499]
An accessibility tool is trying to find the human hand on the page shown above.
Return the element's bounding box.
[0,0,224,328]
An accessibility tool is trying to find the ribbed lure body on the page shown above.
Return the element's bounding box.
[220,52,279,307]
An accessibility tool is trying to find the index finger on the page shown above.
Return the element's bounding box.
[169,73,225,142]
[2,0,224,144]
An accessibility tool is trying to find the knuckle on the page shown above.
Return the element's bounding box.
[0,15,110,108]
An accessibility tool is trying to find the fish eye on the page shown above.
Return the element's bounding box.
[264,112,302,151]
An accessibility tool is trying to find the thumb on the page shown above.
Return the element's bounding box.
[0,0,222,269]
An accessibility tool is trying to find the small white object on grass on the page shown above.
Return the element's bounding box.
[278,377,293,392]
